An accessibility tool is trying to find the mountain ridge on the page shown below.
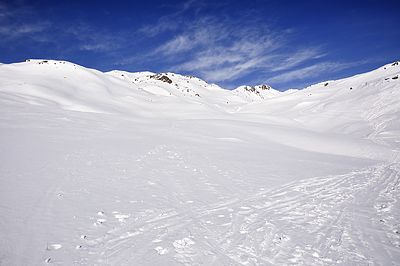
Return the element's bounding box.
[1,59,399,155]
[1,59,399,114]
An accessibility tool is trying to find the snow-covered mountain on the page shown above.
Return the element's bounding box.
[1,59,399,265]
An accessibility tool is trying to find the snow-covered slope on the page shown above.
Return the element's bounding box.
[1,60,399,265]
[240,61,400,144]
[0,60,256,117]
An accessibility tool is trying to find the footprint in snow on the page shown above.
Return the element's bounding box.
[94,211,107,226]
[173,237,195,253]
[47,244,62,250]
[95,218,106,226]
[154,246,169,255]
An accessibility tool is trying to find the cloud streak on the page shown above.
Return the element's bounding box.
[130,2,332,88]
[0,21,51,38]
[0,2,127,58]
[0,4,52,41]
[264,61,362,86]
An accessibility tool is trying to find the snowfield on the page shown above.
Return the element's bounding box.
[1,60,399,265]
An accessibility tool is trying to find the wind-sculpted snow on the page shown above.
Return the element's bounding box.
[0,60,399,265]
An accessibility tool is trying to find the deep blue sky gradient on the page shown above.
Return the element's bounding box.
[1,0,399,90]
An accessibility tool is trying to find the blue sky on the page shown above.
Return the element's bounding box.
[1,0,399,91]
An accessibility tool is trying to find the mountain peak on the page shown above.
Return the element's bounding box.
[233,84,281,100]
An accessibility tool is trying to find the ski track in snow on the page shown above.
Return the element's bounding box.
[72,150,400,265]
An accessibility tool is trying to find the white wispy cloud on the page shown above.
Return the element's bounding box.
[0,21,50,37]
[63,24,122,52]
[0,3,51,40]
[139,16,180,37]
[265,62,352,84]
[132,1,329,85]
[0,2,122,55]
[270,48,326,72]
[153,33,201,55]
[138,0,212,37]
[199,57,268,82]
[0,3,9,19]
[167,29,324,83]
[169,35,276,82]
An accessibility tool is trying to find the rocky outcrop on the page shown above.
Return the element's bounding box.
[150,73,173,84]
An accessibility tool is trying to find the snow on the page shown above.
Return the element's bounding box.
[1,59,400,265]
